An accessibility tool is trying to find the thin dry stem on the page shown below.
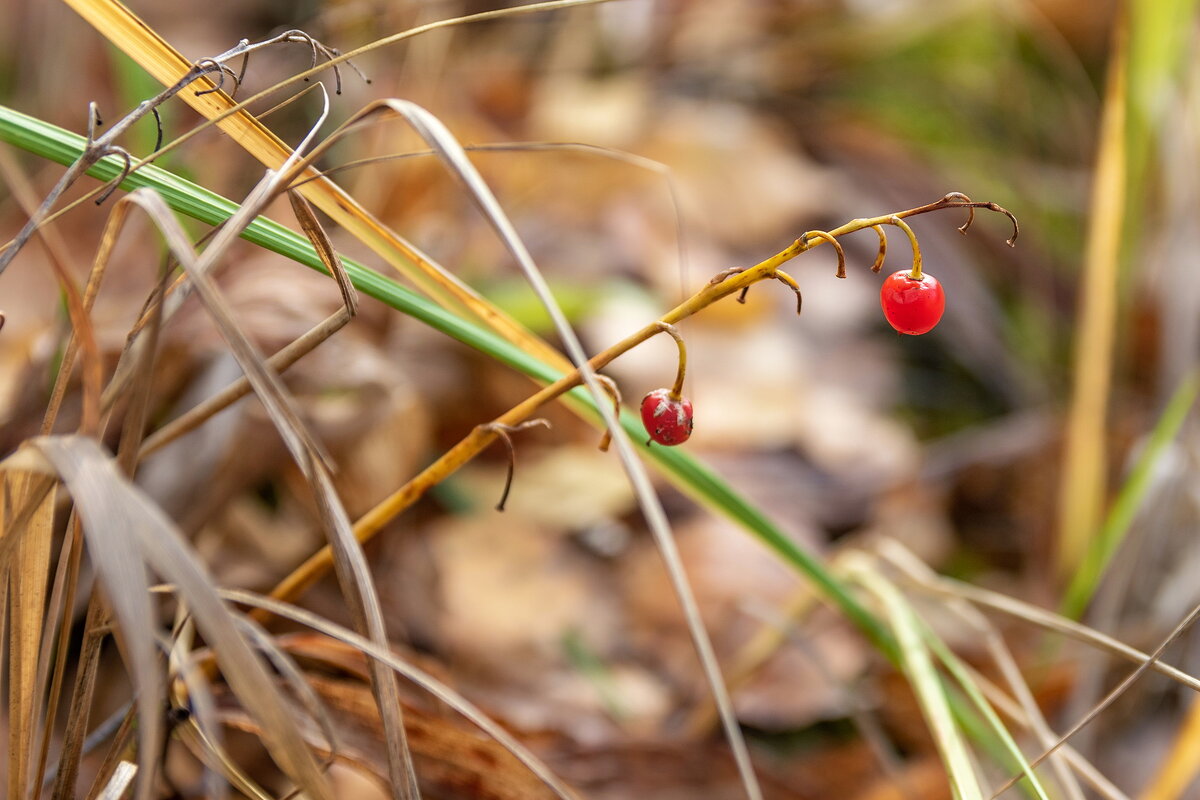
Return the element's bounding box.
[138,310,351,459]
[479,419,551,511]
[593,375,622,452]
[989,598,1200,798]
[0,148,102,435]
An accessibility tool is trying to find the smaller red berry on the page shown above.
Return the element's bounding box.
[641,388,694,446]
[880,270,946,335]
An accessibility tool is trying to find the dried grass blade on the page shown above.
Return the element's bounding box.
[879,541,1085,800]
[44,189,139,430]
[4,470,56,800]
[114,274,167,474]
[115,187,335,472]
[899,566,1200,693]
[31,516,86,798]
[305,463,419,800]
[232,616,340,759]
[0,147,102,435]
[175,719,274,800]
[80,709,135,800]
[990,598,1200,799]
[1056,8,1128,579]
[116,120,416,793]
[31,435,333,800]
[958,652,1119,800]
[95,762,137,800]
[48,596,110,800]
[9,445,161,800]
[288,191,357,316]
[170,629,231,800]
[367,97,762,800]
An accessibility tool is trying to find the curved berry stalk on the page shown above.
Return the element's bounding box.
[641,322,694,446]
[594,374,623,452]
[876,214,946,335]
[480,419,551,510]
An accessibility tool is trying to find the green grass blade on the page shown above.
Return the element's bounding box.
[921,621,1051,800]
[1126,0,1200,227]
[1061,369,1199,619]
[849,558,982,800]
[0,103,894,657]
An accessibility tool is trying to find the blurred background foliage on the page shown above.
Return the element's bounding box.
[2,0,1200,797]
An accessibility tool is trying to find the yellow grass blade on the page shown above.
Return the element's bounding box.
[1054,6,1127,579]
[3,470,57,800]
[1140,706,1200,800]
[63,0,572,373]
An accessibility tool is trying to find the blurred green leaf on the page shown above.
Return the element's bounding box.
[1061,368,1199,619]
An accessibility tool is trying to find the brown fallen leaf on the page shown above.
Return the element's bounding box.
[221,673,564,800]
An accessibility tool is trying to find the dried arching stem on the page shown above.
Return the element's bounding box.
[915,191,1019,246]
[3,1,616,266]
[0,28,365,277]
[878,541,1200,692]
[192,59,241,97]
[198,29,371,98]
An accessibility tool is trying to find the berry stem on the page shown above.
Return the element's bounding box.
[256,192,1019,617]
[654,321,688,400]
[887,215,923,280]
[773,270,804,315]
[594,374,622,452]
[479,419,550,510]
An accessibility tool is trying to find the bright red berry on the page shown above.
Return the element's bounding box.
[641,388,694,446]
[880,270,946,335]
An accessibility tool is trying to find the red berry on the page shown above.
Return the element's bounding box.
[880,270,946,335]
[640,388,694,446]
